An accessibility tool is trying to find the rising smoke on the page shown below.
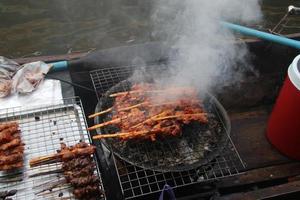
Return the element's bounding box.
[150,0,262,92]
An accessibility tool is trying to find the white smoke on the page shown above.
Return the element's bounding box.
[151,0,262,92]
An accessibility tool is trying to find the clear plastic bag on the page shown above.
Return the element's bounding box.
[12,61,51,94]
[0,56,20,97]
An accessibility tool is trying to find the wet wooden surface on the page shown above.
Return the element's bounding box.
[218,180,300,200]
[217,107,300,199]
[229,106,291,170]
[14,51,89,64]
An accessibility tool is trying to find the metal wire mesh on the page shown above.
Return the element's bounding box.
[0,97,105,200]
[90,65,245,199]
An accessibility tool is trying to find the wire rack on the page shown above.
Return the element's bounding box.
[0,97,105,200]
[90,65,245,199]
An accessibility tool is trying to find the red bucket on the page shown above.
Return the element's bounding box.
[267,55,300,160]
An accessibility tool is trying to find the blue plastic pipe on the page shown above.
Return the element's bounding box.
[221,22,300,49]
[50,60,68,72]
[49,22,300,72]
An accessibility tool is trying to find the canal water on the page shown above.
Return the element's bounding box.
[0,0,299,58]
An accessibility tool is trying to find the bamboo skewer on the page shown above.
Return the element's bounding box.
[109,88,196,97]
[118,102,148,111]
[88,107,113,119]
[109,90,144,97]
[88,99,202,120]
[30,153,60,167]
[88,103,147,119]
[29,168,62,178]
[131,111,168,129]
[92,113,208,140]
[154,113,208,121]
[35,179,67,195]
[93,131,148,140]
[87,118,121,131]
[88,101,181,119]
[88,112,207,131]
[89,110,167,131]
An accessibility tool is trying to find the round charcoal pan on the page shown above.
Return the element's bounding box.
[94,79,231,172]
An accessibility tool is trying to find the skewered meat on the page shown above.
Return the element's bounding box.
[0,122,24,171]
[0,126,19,143]
[64,163,95,179]
[60,143,102,199]
[90,83,208,141]
[0,161,23,171]
[60,145,96,160]
[0,152,23,165]
[30,142,103,199]
[0,145,24,156]
[62,156,94,171]
[69,175,99,187]
[73,185,100,199]
[0,138,22,151]
[0,122,18,132]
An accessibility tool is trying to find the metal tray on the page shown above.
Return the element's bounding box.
[0,97,105,200]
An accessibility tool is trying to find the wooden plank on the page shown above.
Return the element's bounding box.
[218,162,300,188]
[217,180,300,200]
[229,106,291,170]
[13,52,88,64]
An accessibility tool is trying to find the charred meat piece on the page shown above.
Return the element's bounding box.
[0,145,24,157]
[73,185,101,199]
[0,122,18,132]
[64,163,95,181]
[0,161,23,171]
[62,156,94,171]
[60,145,96,161]
[0,138,21,151]
[0,152,23,165]
[0,126,19,143]
[69,175,99,187]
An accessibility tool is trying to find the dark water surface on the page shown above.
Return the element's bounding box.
[0,0,300,58]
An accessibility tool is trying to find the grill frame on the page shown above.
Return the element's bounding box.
[90,64,245,199]
[0,97,106,200]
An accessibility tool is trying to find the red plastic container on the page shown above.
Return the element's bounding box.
[267,55,300,160]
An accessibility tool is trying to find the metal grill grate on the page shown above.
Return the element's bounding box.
[90,65,245,199]
[0,97,105,200]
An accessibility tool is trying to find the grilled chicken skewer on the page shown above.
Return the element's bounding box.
[89,113,207,131]
[30,143,95,167]
[89,83,208,141]
[88,99,201,119]
[30,142,103,199]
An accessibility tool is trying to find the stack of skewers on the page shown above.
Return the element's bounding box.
[0,122,25,171]
[89,83,208,141]
[30,142,103,199]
